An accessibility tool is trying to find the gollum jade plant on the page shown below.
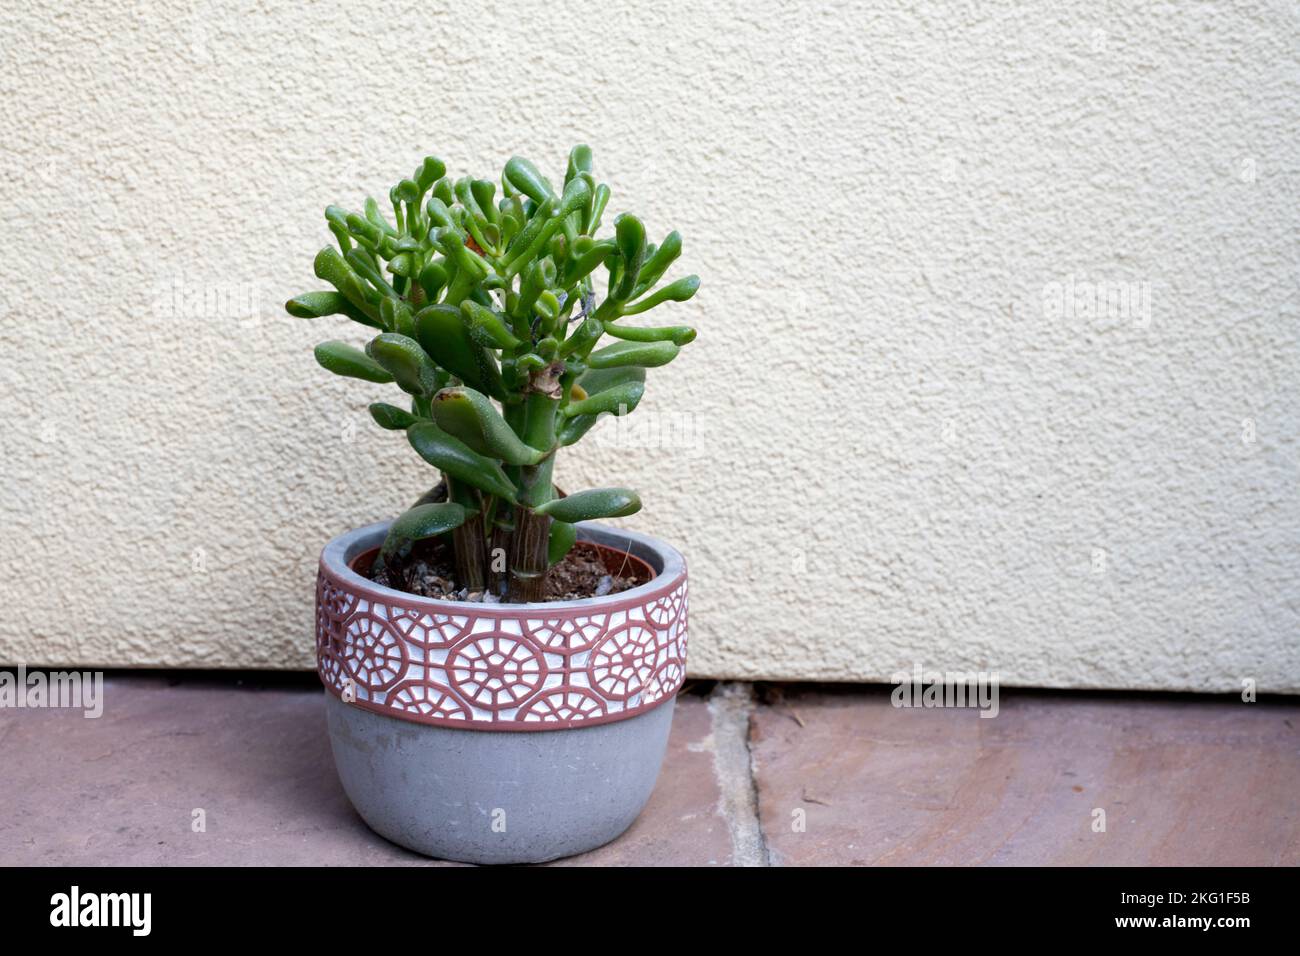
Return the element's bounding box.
[286,147,698,603]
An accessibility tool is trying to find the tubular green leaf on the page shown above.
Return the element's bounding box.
[425,197,456,231]
[366,333,441,396]
[565,145,593,185]
[314,341,393,383]
[431,386,546,466]
[557,413,599,446]
[504,207,567,279]
[471,179,499,224]
[313,247,380,316]
[415,304,506,400]
[560,314,604,358]
[417,261,448,301]
[548,520,578,566]
[555,176,592,219]
[562,380,645,418]
[504,156,556,204]
[286,291,381,328]
[577,365,645,395]
[563,239,615,286]
[345,247,396,297]
[633,231,682,296]
[611,214,647,302]
[534,488,641,522]
[585,184,610,234]
[416,156,446,192]
[515,258,557,322]
[586,339,679,369]
[364,196,395,235]
[621,275,701,315]
[380,502,471,563]
[369,402,419,430]
[407,422,518,502]
[603,322,696,345]
[461,301,522,349]
[504,195,556,258]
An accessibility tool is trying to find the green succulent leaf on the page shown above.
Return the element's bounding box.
[344,213,383,248]
[622,274,701,315]
[470,180,499,224]
[586,339,679,369]
[431,386,546,466]
[366,333,442,396]
[314,341,393,383]
[555,175,592,220]
[425,197,456,230]
[516,258,557,320]
[603,322,696,346]
[503,207,567,279]
[415,304,506,400]
[364,196,395,234]
[414,261,447,304]
[461,301,522,349]
[416,156,447,192]
[407,422,518,502]
[504,156,556,204]
[561,314,605,358]
[392,501,471,540]
[380,501,470,563]
[369,402,419,431]
[535,290,560,323]
[633,231,682,295]
[562,380,645,418]
[378,297,415,337]
[547,520,578,566]
[313,247,380,316]
[557,413,600,446]
[285,291,381,328]
[565,145,593,185]
[611,214,647,302]
[577,365,645,395]
[387,252,414,277]
[535,488,641,522]
[393,179,420,204]
[563,238,615,286]
[586,184,611,233]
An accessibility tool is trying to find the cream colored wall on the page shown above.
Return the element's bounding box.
[2,1,1296,691]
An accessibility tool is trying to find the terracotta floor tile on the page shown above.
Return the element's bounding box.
[0,675,728,866]
[750,686,1300,866]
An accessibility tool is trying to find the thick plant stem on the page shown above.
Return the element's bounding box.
[445,477,487,592]
[452,523,487,592]
[508,507,550,602]
[506,390,558,602]
[488,522,513,597]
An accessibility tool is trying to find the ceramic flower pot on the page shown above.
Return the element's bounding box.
[315,519,689,864]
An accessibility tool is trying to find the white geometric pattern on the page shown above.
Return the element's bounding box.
[317,566,688,731]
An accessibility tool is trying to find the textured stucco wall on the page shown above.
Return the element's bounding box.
[1,1,1296,692]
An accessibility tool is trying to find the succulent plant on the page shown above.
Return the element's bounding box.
[287,147,698,601]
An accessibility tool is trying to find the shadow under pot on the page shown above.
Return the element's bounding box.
[315,519,690,864]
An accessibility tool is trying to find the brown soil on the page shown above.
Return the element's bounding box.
[365,538,650,603]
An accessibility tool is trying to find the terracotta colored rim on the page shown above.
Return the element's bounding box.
[316,521,689,732]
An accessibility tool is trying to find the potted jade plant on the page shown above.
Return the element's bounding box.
[286,147,698,864]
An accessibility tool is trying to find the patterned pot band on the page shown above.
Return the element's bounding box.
[316,522,689,732]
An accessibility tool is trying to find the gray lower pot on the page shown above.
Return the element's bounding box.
[315,521,690,865]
